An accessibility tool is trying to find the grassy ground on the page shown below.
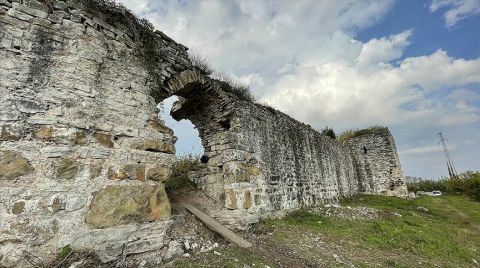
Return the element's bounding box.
[172,195,480,268]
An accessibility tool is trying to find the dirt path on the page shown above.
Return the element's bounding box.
[248,237,321,268]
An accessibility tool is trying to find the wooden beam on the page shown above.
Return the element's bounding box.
[180,202,253,248]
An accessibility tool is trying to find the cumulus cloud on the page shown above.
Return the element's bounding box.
[357,30,413,66]
[266,48,480,130]
[429,0,480,27]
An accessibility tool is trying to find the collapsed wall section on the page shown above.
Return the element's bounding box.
[0,0,191,266]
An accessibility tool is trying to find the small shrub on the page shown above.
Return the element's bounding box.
[337,126,386,143]
[189,52,213,75]
[464,172,480,201]
[165,154,202,192]
[407,171,480,201]
[321,126,336,139]
[211,73,256,102]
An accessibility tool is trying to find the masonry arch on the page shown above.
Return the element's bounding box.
[155,70,237,206]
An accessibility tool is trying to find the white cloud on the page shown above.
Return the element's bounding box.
[266,47,480,130]
[403,145,445,154]
[357,30,413,66]
[430,0,480,27]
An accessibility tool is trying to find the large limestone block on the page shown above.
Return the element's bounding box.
[85,184,171,228]
[0,150,34,180]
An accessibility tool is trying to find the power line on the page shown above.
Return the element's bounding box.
[438,132,458,178]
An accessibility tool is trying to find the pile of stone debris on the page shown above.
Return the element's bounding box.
[312,204,402,220]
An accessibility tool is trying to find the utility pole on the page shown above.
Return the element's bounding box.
[438,132,457,178]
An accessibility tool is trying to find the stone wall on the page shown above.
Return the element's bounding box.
[0,0,191,266]
[345,127,408,196]
[0,0,407,265]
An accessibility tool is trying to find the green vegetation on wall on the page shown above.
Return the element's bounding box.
[337,126,387,143]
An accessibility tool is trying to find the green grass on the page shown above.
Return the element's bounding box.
[264,195,480,267]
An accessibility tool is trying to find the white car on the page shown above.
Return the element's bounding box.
[431,191,442,196]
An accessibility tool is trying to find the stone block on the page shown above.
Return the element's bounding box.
[34,125,54,140]
[146,165,171,182]
[92,147,110,159]
[40,146,71,158]
[108,164,145,181]
[225,189,237,209]
[94,132,114,148]
[0,150,34,180]
[56,158,80,180]
[7,8,35,22]
[85,184,171,228]
[148,120,174,135]
[12,2,48,19]
[72,131,87,144]
[134,140,175,154]
[1,125,22,141]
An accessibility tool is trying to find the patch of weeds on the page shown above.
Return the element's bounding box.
[165,154,202,192]
[337,126,387,143]
[210,73,256,102]
[189,52,213,75]
[321,126,336,139]
[59,244,73,260]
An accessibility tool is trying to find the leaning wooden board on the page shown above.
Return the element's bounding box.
[180,202,253,248]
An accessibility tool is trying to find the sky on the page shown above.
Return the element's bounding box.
[118,0,480,179]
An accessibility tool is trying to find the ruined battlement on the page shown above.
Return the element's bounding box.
[0,1,406,266]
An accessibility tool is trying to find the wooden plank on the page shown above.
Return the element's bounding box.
[180,202,253,248]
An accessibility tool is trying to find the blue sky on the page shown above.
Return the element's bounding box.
[120,0,480,179]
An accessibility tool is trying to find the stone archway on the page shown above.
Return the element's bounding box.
[157,70,237,207]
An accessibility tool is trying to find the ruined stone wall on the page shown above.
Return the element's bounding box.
[204,100,361,227]
[0,0,408,265]
[345,128,408,196]
[0,0,191,266]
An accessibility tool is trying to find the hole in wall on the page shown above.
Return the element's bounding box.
[158,96,204,157]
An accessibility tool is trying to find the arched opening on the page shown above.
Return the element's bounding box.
[157,96,203,157]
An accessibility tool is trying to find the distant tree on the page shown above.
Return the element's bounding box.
[322,126,336,139]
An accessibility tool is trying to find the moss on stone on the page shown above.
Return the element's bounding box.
[12,201,25,214]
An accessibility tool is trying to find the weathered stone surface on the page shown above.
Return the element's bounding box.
[85,184,171,228]
[0,125,22,141]
[108,164,145,181]
[94,132,114,148]
[34,125,54,140]
[0,150,34,180]
[56,158,80,180]
[73,131,87,144]
[146,165,171,182]
[0,1,183,265]
[0,0,407,265]
[134,140,175,153]
[40,146,71,158]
